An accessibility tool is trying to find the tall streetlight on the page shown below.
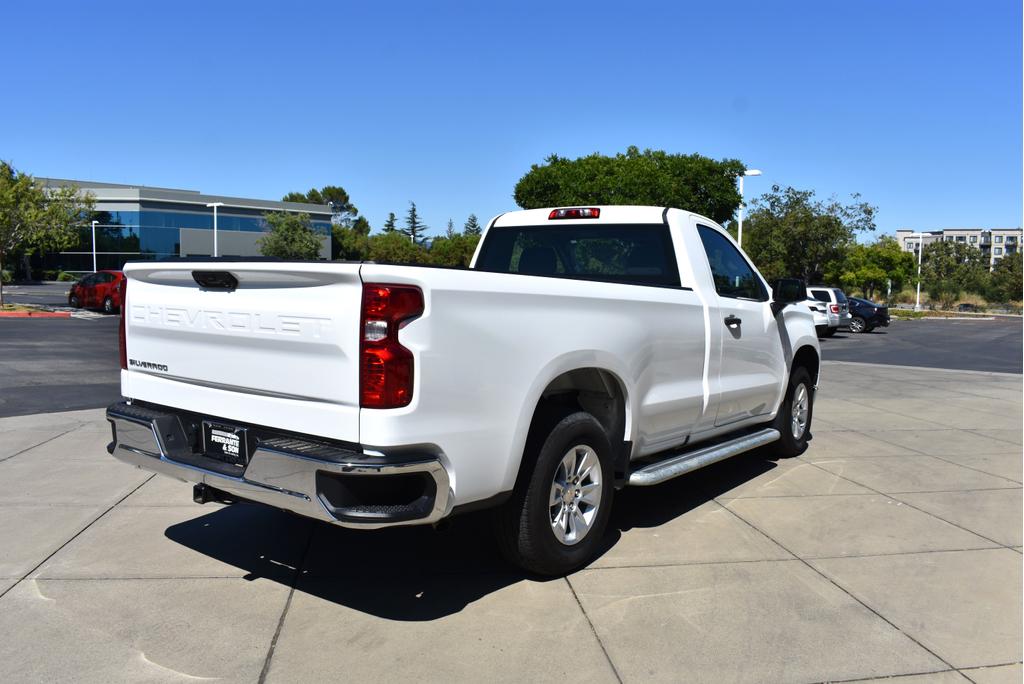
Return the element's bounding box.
[90,220,98,272]
[908,232,926,311]
[205,202,224,257]
[737,169,762,247]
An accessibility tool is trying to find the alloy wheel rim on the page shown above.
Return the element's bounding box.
[851,318,863,332]
[549,444,602,546]
[791,383,809,439]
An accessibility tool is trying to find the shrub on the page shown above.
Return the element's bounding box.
[0,269,11,284]
[57,271,77,282]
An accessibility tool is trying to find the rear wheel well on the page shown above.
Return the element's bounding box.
[519,368,629,488]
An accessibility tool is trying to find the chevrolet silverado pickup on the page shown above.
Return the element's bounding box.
[106,205,820,575]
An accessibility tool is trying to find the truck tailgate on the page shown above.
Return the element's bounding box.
[121,261,363,443]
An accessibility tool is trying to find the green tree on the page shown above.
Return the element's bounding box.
[332,215,371,261]
[368,231,430,265]
[429,233,480,268]
[283,185,358,225]
[838,236,915,300]
[987,253,1023,303]
[0,163,95,305]
[920,240,986,309]
[446,218,456,238]
[464,213,482,236]
[514,146,745,224]
[741,185,876,282]
[402,201,428,244]
[382,212,398,233]
[258,212,323,260]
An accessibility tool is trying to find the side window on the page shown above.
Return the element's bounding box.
[696,225,767,301]
[811,290,831,303]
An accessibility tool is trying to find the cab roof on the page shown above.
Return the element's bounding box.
[492,206,670,228]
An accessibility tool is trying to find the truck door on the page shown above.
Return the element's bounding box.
[695,225,785,426]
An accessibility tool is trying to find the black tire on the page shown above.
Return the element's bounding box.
[102,296,115,314]
[849,316,867,333]
[821,327,837,337]
[772,366,814,458]
[865,325,875,333]
[69,294,81,308]
[815,325,826,337]
[493,411,615,576]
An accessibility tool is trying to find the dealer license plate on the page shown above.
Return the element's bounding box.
[202,421,249,467]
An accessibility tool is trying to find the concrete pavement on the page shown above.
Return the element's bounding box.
[0,362,1020,683]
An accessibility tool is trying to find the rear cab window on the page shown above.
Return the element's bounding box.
[810,290,831,303]
[474,224,681,288]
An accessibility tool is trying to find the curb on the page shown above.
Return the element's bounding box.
[0,311,72,318]
[823,360,1022,378]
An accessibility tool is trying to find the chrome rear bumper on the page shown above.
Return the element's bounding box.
[106,401,450,529]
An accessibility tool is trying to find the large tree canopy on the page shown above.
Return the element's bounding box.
[838,236,915,299]
[921,240,987,309]
[0,162,94,305]
[741,185,876,283]
[513,146,745,224]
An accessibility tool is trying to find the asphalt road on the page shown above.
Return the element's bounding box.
[0,317,122,418]
[0,311,1020,418]
[820,317,1022,374]
[1,281,72,308]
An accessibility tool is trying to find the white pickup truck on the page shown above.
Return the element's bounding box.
[106,205,820,574]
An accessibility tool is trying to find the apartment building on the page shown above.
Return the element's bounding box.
[895,227,1022,270]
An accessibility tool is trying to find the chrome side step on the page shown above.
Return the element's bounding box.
[628,428,781,487]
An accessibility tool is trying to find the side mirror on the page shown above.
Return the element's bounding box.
[771,278,806,315]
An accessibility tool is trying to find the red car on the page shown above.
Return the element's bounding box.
[68,270,124,314]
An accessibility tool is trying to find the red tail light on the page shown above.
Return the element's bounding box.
[829,304,840,314]
[118,277,128,369]
[360,284,424,408]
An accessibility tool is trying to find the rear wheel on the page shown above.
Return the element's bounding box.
[772,366,814,458]
[849,316,866,333]
[494,411,614,576]
[69,294,81,308]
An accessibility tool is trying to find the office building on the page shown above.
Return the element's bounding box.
[895,227,1022,270]
[36,178,333,273]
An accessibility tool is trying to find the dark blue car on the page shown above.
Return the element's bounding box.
[847,297,890,333]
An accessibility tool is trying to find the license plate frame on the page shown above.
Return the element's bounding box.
[202,421,249,467]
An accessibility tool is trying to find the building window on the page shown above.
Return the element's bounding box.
[955,236,965,242]
[994,247,1003,255]
[995,235,1003,243]
[1006,236,1017,244]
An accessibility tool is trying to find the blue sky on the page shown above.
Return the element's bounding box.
[1,1,1020,237]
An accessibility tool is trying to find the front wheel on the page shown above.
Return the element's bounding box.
[102,296,115,314]
[772,366,814,458]
[849,316,866,333]
[69,294,81,308]
[821,327,837,337]
[494,411,614,576]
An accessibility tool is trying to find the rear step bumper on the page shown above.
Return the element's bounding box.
[106,401,450,529]
[628,428,781,487]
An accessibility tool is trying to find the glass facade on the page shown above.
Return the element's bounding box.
[43,207,332,273]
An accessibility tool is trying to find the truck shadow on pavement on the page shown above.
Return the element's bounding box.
[164,451,782,621]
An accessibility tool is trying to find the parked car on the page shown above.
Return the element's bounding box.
[804,298,839,337]
[105,205,820,575]
[68,270,124,313]
[807,286,851,336]
[847,296,890,333]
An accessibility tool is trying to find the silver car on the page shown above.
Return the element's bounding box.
[806,287,851,337]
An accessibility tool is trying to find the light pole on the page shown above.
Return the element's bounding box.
[205,202,224,257]
[737,169,762,247]
[907,232,926,311]
[91,220,98,272]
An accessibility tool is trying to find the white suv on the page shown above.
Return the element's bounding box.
[807,287,852,337]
